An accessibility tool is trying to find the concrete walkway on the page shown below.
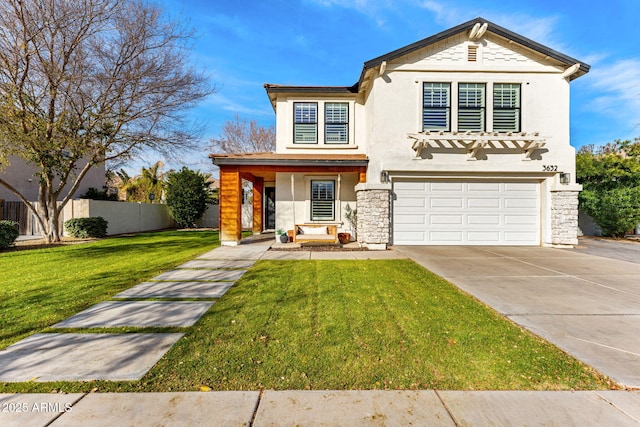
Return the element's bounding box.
[2,236,640,426]
[0,239,264,383]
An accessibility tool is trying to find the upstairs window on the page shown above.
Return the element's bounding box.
[423,82,450,131]
[458,83,485,131]
[325,103,349,144]
[294,102,317,143]
[493,83,521,132]
[311,180,335,220]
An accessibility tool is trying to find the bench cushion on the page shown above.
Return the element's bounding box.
[300,226,328,235]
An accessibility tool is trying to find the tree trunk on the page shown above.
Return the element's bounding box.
[38,178,62,243]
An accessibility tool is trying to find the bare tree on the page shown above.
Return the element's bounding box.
[210,114,275,153]
[0,0,212,242]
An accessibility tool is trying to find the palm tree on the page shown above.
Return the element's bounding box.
[140,161,165,203]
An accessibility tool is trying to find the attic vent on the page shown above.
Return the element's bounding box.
[468,45,478,62]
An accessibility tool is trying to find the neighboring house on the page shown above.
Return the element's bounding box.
[211,17,587,248]
[0,155,105,234]
[0,155,105,203]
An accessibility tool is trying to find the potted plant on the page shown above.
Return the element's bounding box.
[344,203,357,242]
[276,228,288,243]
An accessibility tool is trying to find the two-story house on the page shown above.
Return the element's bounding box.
[211,17,587,248]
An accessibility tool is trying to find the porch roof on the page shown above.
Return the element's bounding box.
[210,152,369,167]
[211,152,368,183]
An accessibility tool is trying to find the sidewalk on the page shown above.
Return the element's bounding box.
[2,236,640,426]
[2,389,639,426]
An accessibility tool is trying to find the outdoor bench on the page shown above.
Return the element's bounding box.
[293,224,338,244]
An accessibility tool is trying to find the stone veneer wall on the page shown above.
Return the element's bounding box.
[355,186,391,250]
[551,190,580,246]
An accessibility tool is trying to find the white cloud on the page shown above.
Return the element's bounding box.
[585,58,640,132]
[419,0,468,26]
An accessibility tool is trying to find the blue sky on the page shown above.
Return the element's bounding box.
[139,0,640,174]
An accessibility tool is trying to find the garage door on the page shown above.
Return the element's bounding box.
[393,180,540,245]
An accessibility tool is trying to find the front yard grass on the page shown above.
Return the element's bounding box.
[0,230,220,350]
[0,258,611,392]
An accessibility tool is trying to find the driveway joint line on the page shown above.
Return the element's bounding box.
[595,391,640,420]
[434,390,461,427]
[567,336,640,357]
[43,392,88,426]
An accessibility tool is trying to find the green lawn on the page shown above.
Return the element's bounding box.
[0,257,612,393]
[0,230,220,350]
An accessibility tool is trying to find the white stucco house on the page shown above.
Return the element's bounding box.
[211,17,587,248]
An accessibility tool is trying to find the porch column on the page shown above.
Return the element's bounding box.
[252,177,264,234]
[219,167,243,245]
[355,183,392,250]
[550,189,580,246]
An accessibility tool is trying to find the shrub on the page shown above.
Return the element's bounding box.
[80,187,118,201]
[580,187,640,237]
[0,220,19,249]
[64,217,108,238]
[165,167,211,228]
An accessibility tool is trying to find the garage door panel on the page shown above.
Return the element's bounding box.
[467,198,500,208]
[467,231,501,242]
[395,214,426,225]
[504,231,539,242]
[468,182,500,191]
[505,182,538,192]
[395,231,426,242]
[431,215,463,225]
[430,231,464,243]
[431,182,463,191]
[430,198,463,208]
[394,198,426,208]
[393,180,540,245]
[394,181,427,191]
[505,215,537,225]
[468,215,500,225]
[504,198,537,209]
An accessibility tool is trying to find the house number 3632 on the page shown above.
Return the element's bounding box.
[543,165,558,172]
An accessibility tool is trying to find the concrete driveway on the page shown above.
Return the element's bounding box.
[392,244,640,388]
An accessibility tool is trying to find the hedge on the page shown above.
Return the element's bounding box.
[0,220,19,249]
[64,217,108,238]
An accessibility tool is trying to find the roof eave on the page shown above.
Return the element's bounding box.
[263,84,359,110]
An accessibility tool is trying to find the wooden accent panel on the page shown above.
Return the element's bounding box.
[359,171,367,183]
[219,168,242,242]
[252,177,264,234]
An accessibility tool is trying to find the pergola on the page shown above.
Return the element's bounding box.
[210,153,369,245]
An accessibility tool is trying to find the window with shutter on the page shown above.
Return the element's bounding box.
[294,102,317,143]
[325,103,348,143]
[423,83,450,131]
[458,83,485,131]
[311,180,335,220]
[493,83,521,132]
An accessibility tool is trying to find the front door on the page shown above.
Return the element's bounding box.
[265,187,276,230]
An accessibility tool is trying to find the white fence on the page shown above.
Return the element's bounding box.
[62,200,230,236]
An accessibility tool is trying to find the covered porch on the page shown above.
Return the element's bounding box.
[210,153,368,246]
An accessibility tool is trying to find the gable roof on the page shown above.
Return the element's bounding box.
[359,17,590,84]
[264,17,590,108]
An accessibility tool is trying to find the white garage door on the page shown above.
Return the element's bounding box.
[393,180,540,245]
